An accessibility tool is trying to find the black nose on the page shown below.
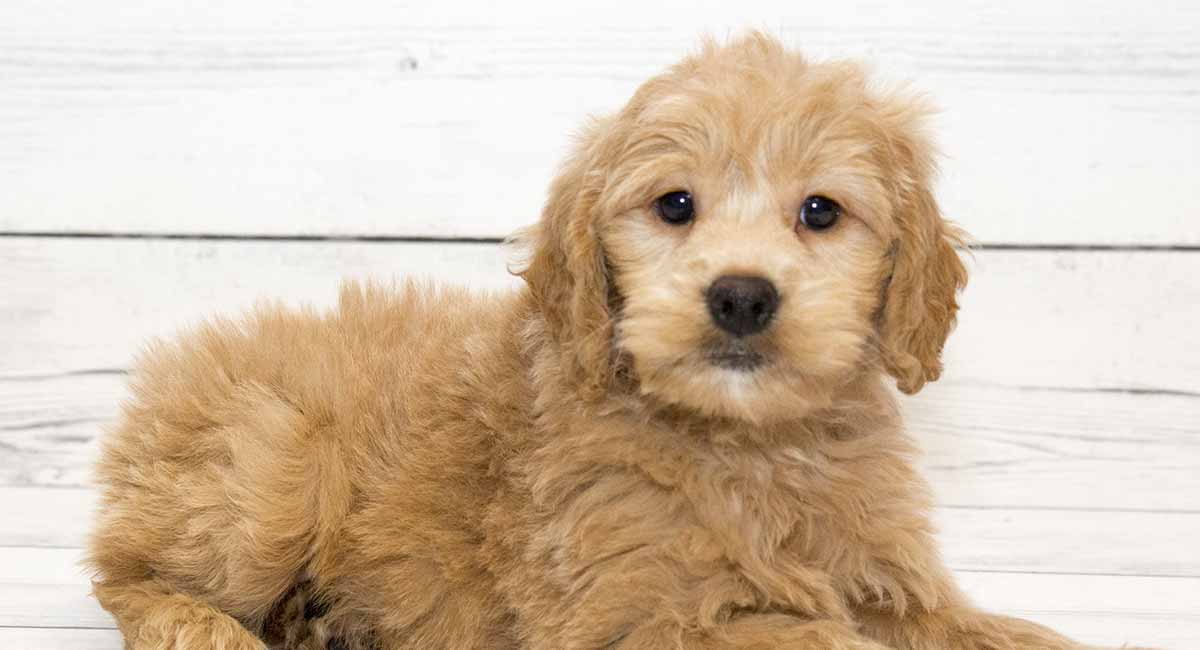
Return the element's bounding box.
[705,275,779,337]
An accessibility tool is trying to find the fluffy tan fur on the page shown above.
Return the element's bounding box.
[89,34,1145,650]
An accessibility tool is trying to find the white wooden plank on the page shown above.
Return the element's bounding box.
[2,240,1197,391]
[0,629,123,650]
[941,251,1200,392]
[1,1,1197,243]
[910,382,1200,511]
[3,489,1195,581]
[938,509,1200,577]
[0,372,120,487]
[0,547,90,584]
[0,584,114,629]
[0,418,100,488]
[958,572,1200,650]
[4,372,1198,513]
[0,488,96,548]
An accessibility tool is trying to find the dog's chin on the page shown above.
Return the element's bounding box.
[705,340,767,372]
[633,348,831,426]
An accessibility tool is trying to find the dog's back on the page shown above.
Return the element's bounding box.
[87,280,527,647]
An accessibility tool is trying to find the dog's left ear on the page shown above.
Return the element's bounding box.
[515,118,617,399]
[876,102,969,394]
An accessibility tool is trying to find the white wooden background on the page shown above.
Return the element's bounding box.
[2,1,1198,648]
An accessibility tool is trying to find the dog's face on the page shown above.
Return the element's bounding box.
[521,34,967,424]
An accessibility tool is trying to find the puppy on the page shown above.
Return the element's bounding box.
[89,33,1135,649]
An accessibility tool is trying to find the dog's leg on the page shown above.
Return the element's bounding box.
[93,578,266,650]
[857,602,1155,650]
[609,614,891,650]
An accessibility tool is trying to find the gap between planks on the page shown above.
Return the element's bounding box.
[4,231,1200,253]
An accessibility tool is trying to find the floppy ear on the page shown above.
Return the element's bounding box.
[876,112,969,394]
[515,118,617,398]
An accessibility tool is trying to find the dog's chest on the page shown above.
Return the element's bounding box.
[524,413,923,627]
[674,439,919,607]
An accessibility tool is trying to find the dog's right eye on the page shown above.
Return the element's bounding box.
[655,191,694,225]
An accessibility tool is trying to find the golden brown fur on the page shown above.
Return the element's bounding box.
[88,34,1146,650]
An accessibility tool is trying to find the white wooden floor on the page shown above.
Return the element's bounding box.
[2,1,1198,648]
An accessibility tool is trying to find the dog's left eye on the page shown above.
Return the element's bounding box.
[799,195,841,231]
[655,191,695,225]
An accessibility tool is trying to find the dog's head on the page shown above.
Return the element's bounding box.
[518,33,967,423]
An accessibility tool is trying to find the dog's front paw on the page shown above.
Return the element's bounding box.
[134,603,267,650]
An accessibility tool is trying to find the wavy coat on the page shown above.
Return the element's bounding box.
[88,34,1139,650]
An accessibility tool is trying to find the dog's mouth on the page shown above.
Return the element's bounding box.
[705,340,766,372]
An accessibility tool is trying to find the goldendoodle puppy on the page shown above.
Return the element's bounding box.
[89,33,1135,650]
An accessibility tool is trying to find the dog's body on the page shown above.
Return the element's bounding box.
[89,35,1135,649]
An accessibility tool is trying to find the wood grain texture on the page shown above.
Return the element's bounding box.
[0,547,93,584]
[1,1,1197,243]
[907,383,1200,511]
[0,488,95,548]
[959,572,1200,650]
[937,508,1199,577]
[0,584,114,629]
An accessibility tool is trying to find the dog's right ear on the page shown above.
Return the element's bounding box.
[513,118,616,399]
